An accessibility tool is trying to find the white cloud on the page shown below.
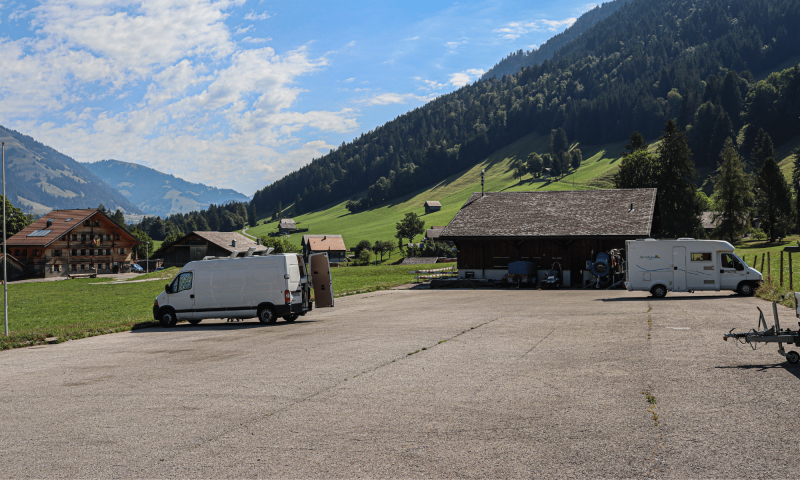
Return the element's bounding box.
[235,25,253,35]
[359,92,436,106]
[345,40,355,47]
[404,36,420,41]
[448,68,484,87]
[494,17,577,40]
[244,10,271,20]
[343,77,355,83]
[414,77,447,91]
[1,0,360,194]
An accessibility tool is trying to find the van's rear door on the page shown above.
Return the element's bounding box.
[309,253,334,307]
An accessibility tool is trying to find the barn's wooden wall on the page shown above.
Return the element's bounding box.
[455,237,641,271]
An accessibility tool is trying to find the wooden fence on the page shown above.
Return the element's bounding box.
[742,251,797,289]
[410,266,457,282]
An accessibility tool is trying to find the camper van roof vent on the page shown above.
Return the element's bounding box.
[677,237,696,241]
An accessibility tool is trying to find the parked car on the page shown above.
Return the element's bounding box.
[154,267,164,271]
[131,263,144,273]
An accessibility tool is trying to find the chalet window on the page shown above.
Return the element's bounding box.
[33,250,40,257]
[94,221,100,227]
[115,234,120,241]
[54,265,60,272]
[81,234,86,241]
[80,264,85,270]
[61,236,67,242]
[21,249,27,257]
[84,221,90,227]
[89,249,94,256]
[119,248,125,255]
[71,249,77,256]
[81,249,86,256]
[71,234,77,241]
[71,264,76,271]
[52,249,62,257]
[691,253,712,262]
[105,234,111,241]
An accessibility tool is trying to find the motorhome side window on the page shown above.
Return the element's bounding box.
[721,254,742,269]
[691,253,712,262]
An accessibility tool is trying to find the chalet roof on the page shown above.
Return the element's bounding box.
[186,231,268,254]
[301,234,346,252]
[424,201,442,207]
[7,209,139,247]
[440,189,658,239]
[701,212,718,230]
[279,218,296,229]
[425,228,445,239]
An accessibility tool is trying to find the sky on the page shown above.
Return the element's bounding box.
[1,0,598,196]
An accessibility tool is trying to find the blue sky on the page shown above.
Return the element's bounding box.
[1,0,597,195]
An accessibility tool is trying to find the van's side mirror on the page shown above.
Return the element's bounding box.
[165,284,170,293]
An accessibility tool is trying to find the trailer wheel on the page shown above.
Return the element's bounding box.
[159,309,177,328]
[283,314,299,323]
[737,282,755,296]
[258,306,277,324]
[786,351,799,364]
[651,285,667,298]
[188,319,202,325]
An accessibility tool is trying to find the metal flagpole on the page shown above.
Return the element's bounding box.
[3,141,8,337]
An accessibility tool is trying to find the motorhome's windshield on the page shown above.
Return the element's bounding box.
[721,253,744,269]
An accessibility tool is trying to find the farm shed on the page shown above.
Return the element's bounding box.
[278,218,296,233]
[5,208,140,278]
[439,189,660,284]
[0,254,26,281]
[424,201,442,214]
[161,231,268,268]
[301,235,347,265]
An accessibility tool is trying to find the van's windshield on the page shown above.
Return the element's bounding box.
[721,253,745,269]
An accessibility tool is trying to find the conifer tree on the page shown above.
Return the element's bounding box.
[751,128,775,172]
[710,139,753,243]
[755,157,793,242]
[791,148,800,232]
[622,132,648,157]
[656,120,702,238]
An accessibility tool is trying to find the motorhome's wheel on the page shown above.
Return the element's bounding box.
[283,315,299,323]
[159,309,177,328]
[258,307,277,324]
[737,282,755,296]
[188,319,202,325]
[651,285,667,298]
[786,351,799,364]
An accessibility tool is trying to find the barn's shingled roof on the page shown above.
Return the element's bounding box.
[440,189,658,238]
[185,231,269,254]
[301,234,347,252]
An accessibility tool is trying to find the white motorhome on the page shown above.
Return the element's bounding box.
[625,238,762,297]
[153,253,333,327]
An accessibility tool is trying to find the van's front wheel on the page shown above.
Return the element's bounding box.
[159,309,177,328]
[737,282,755,296]
[258,307,277,324]
[283,314,298,323]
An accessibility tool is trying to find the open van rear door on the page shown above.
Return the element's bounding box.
[309,253,334,307]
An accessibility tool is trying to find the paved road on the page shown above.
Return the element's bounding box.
[1,289,798,478]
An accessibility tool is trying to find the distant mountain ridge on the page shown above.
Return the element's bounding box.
[481,0,626,80]
[0,125,142,216]
[85,159,250,216]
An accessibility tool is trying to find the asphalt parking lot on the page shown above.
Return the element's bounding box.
[1,288,798,478]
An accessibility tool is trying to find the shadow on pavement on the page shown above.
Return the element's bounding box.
[715,363,800,381]
[130,319,317,333]
[599,295,738,302]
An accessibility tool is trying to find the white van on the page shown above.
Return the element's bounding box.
[153,253,333,327]
[625,238,762,297]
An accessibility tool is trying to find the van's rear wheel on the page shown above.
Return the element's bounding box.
[651,285,667,298]
[160,309,177,328]
[258,307,277,324]
[283,314,298,323]
[737,282,755,296]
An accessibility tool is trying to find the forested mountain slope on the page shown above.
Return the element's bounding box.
[0,126,141,216]
[481,0,627,80]
[85,160,250,216]
[251,0,800,220]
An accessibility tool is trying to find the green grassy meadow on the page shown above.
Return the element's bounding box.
[0,263,441,350]
[246,132,631,248]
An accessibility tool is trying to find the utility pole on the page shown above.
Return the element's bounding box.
[3,142,8,336]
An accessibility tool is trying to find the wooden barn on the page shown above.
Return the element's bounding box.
[439,189,660,286]
[424,201,442,214]
[0,253,26,281]
[161,231,269,268]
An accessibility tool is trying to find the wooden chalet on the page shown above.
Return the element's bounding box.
[301,234,347,265]
[439,189,660,285]
[424,201,442,214]
[6,208,140,278]
[161,231,269,268]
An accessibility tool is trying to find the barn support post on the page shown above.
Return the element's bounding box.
[761,253,765,273]
[780,251,784,286]
[767,252,771,281]
[790,252,794,291]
